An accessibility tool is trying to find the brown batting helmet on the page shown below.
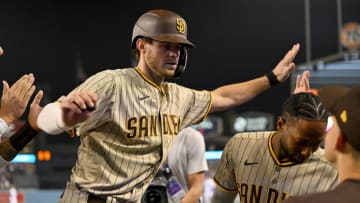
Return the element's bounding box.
[131,9,195,48]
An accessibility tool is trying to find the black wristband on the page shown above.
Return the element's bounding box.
[266,71,280,86]
[9,121,39,151]
[0,139,19,161]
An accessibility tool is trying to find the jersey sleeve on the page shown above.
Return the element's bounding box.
[186,128,208,175]
[213,136,238,192]
[180,88,212,128]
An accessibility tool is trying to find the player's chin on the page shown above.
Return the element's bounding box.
[163,67,176,78]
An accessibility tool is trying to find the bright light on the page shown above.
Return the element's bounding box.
[11,154,36,163]
[205,150,223,160]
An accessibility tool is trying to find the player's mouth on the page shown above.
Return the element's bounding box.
[165,61,177,69]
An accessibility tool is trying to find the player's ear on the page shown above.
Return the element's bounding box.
[136,38,146,51]
[276,116,286,131]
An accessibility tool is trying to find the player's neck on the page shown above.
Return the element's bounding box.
[337,154,360,183]
[136,64,165,86]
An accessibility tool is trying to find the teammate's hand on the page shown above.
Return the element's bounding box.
[272,43,300,83]
[0,74,36,125]
[28,90,44,131]
[0,46,3,56]
[293,70,310,94]
[60,92,98,127]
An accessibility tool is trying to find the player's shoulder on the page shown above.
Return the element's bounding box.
[166,81,210,94]
[88,67,134,80]
[225,131,273,147]
[309,148,337,170]
[102,67,136,77]
[232,131,273,140]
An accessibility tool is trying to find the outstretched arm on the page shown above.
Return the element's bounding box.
[210,43,300,112]
[37,92,98,134]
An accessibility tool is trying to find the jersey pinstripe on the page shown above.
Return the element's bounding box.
[59,67,212,203]
[213,131,338,203]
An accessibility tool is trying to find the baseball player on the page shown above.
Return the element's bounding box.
[283,85,360,203]
[211,93,338,203]
[37,9,308,203]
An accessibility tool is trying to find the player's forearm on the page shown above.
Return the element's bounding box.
[210,76,270,112]
[180,186,203,203]
[0,121,39,162]
[37,102,70,134]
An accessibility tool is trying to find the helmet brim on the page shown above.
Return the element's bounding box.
[150,34,195,48]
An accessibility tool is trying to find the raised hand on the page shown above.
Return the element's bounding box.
[60,92,98,127]
[272,43,300,83]
[28,90,44,131]
[293,70,311,94]
[0,74,36,125]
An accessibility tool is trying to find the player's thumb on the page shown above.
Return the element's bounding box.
[2,80,9,96]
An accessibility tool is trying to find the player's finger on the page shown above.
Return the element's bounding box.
[62,101,83,114]
[302,71,310,90]
[0,46,3,56]
[82,92,97,110]
[283,43,300,63]
[11,74,35,96]
[2,80,9,98]
[296,74,301,89]
[75,92,97,111]
[71,95,87,110]
[31,90,43,106]
[22,85,36,105]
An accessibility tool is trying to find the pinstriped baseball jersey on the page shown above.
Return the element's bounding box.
[60,67,212,203]
[213,131,338,203]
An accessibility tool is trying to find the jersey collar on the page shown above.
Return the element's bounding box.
[134,67,165,94]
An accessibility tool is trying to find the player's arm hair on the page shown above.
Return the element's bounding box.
[0,121,38,161]
[210,187,237,203]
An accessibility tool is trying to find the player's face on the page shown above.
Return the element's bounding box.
[324,116,340,163]
[280,118,326,163]
[144,40,181,79]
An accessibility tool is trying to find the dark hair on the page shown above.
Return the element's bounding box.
[131,37,154,62]
[282,93,328,122]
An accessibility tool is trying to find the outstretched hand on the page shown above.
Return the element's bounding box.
[272,43,300,83]
[293,70,311,94]
[0,74,36,125]
[60,92,98,127]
